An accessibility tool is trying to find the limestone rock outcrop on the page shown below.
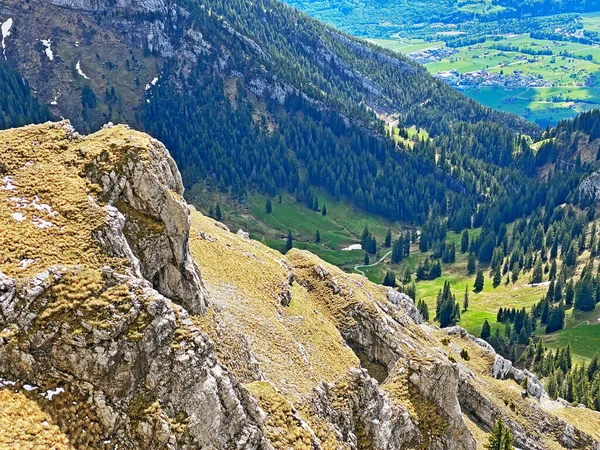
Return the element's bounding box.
[86,125,207,314]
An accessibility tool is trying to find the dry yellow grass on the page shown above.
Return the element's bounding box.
[0,389,73,449]
[189,212,359,398]
[245,381,314,449]
[0,121,157,279]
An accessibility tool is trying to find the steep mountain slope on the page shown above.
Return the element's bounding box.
[0,0,545,229]
[1,122,599,449]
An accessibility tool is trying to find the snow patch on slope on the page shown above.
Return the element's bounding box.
[145,76,159,90]
[1,18,13,60]
[76,60,89,79]
[40,39,54,60]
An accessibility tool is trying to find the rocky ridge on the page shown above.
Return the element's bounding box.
[0,122,599,449]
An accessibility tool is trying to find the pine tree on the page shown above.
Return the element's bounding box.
[565,279,575,306]
[286,230,293,253]
[321,205,327,216]
[403,267,412,284]
[382,270,396,287]
[363,252,370,265]
[369,236,377,254]
[361,226,370,249]
[215,203,222,221]
[531,259,543,284]
[565,240,578,267]
[485,419,513,450]
[549,259,557,281]
[474,269,485,292]
[547,374,559,400]
[493,269,502,288]
[265,198,272,213]
[417,299,430,321]
[481,319,491,340]
[391,238,403,263]
[461,229,470,253]
[315,229,321,243]
[463,285,469,311]
[467,252,477,273]
[575,276,596,312]
[385,229,392,248]
[511,266,520,284]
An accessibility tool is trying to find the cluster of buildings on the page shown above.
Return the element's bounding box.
[433,68,552,90]
[407,46,457,64]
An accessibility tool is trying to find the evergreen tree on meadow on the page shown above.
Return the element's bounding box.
[546,301,565,333]
[575,276,596,312]
[391,238,403,264]
[463,285,469,311]
[565,279,575,306]
[437,282,460,328]
[383,270,396,287]
[461,229,469,253]
[265,198,272,213]
[403,266,412,284]
[481,319,491,341]
[286,230,293,253]
[474,269,485,293]
[385,229,392,248]
[467,253,477,274]
[321,205,327,216]
[417,299,430,321]
[361,226,370,249]
[531,259,543,284]
[364,252,370,265]
[215,203,223,221]
[493,269,502,288]
[315,229,321,243]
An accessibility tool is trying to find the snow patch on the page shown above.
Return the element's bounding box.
[23,384,38,391]
[40,39,54,61]
[33,216,55,229]
[50,96,58,106]
[342,243,362,251]
[1,18,13,60]
[76,61,89,79]
[0,378,16,387]
[41,387,64,401]
[11,212,26,222]
[526,281,551,288]
[0,176,16,191]
[145,76,159,90]
[20,259,37,269]
[8,195,57,216]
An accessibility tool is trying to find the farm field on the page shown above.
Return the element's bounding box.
[371,14,600,126]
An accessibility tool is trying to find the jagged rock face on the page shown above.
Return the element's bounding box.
[86,127,207,314]
[0,267,268,449]
[0,122,255,449]
[46,0,168,13]
[307,368,420,449]
[579,170,600,203]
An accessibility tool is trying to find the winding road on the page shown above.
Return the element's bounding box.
[353,250,392,277]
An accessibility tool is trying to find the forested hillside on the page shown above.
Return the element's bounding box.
[0,63,50,129]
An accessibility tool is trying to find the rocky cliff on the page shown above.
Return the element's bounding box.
[1,122,599,449]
